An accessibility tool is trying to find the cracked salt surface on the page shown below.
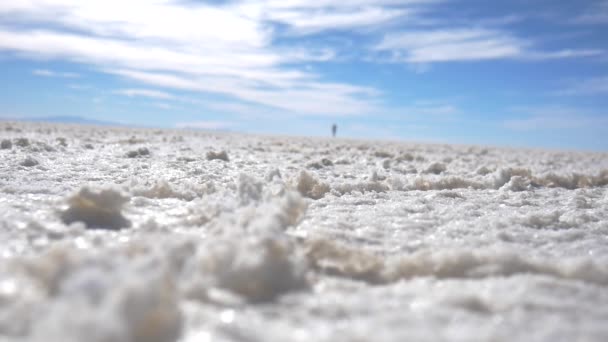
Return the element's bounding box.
[1,121,607,341]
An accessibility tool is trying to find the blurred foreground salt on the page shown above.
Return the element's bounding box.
[1,121,607,341]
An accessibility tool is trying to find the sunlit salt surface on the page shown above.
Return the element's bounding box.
[1,121,607,341]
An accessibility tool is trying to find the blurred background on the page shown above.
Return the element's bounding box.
[0,0,606,150]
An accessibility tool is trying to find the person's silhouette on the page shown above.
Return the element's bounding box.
[332,124,337,137]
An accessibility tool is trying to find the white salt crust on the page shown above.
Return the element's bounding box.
[0,121,607,341]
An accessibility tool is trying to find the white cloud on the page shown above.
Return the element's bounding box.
[374,28,603,63]
[525,49,604,60]
[1,30,279,77]
[32,69,80,78]
[375,29,525,62]
[1,1,268,48]
[253,0,448,36]
[109,69,376,116]
[260,0,437,9]
[0,0,388,117]
[265,7,409,35]
[116,89,175,100]
[0,0,603,121]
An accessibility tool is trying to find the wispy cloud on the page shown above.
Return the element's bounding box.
[32,69,80,78]
[375,29,524,62]
[525,49,604,60]
[257,0,440,35]
[109,69,377,116]
[116,88,175,100]
[264,6,410,35]
[374,28,602,63]
[0,1,391,117]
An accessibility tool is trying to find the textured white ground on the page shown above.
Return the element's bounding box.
[1,121,608,342]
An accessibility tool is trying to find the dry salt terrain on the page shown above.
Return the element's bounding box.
[1,121,608,342]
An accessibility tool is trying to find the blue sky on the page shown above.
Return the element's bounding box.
[0,0,607,151]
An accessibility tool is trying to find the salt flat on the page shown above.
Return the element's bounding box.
[1,121,607,342]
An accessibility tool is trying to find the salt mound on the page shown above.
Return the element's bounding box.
[0,139,11,149]
[538,172,595,189]
[26,249,182,342]
[399,168,608,193]
[374,151,394,158]
[386,249,608,285]
[411,177,484,191]
[214,237,308,302]
[520,211,564,229]
[396,153,414,162]
[476,166,493,175]
[305,239,384,284]
[295,171,330,200]
[494,168,608,190]
[302,239,608,287]
[15,137,30,147]
[493,168,532,189]
[238,174,264,205]
[246,191,308,233]
[333,181,389,195]
[126,147,150,158]
[596,169,608,186]
[131,180,199,201]
[20,156,39,167]
[307,158,333,169]
[424,162,447,175]
[186,192,309,302]
[115,274,182,342]
[60,188,131,229]
[206,151,229,161]
[500,175,531,192]
[265,168,282,182]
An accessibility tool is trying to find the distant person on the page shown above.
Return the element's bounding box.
[332,123,337,137]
